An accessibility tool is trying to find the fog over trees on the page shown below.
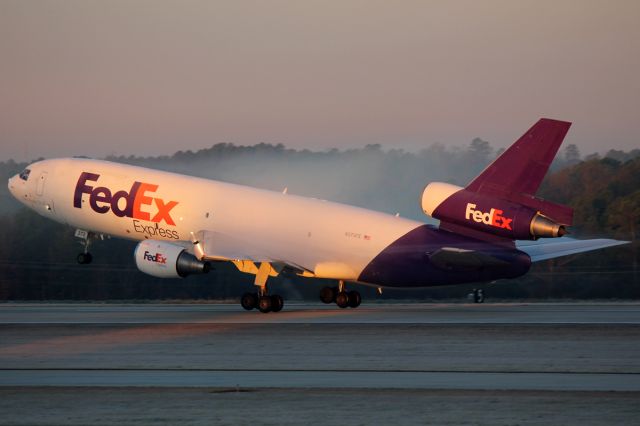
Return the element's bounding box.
[0,141,638,301]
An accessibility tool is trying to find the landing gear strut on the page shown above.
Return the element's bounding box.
[320,280,361,309]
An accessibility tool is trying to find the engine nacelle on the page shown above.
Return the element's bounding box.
[134,240,211,278]
[421,182,567,240]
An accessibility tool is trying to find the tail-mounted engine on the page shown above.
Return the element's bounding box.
[421,182,569,241]
[134,240,211,278]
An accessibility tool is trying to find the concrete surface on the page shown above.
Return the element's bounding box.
[2,388,638,426]
[0,303,639,425]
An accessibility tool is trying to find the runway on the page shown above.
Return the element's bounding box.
[1,303,639,425]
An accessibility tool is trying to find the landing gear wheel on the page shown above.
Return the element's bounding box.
[241,292,258,311]
[336,291,350,309]
[270,295,284,312]
[320,286,337,304]
[77,252,92,265]
[347,291,361,308]
[258,296,273,313]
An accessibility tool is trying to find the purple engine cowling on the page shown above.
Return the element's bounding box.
[422,183,566,240]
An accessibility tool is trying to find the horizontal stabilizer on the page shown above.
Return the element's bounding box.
[516,238,629,262]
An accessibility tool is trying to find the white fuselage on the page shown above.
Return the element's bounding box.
[8,158,424,281]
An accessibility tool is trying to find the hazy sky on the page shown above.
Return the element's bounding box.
[1,0,639,161]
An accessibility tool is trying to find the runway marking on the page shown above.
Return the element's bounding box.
[1,367,639,375]
[2,369,640,391]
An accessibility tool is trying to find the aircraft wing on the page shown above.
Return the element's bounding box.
[195,230,276,262]
[192,230,312,275]
[516,237,629,262]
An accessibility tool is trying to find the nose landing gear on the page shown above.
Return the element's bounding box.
[75,229,95,265]
[76,252,93,265]
[320,280,361,309]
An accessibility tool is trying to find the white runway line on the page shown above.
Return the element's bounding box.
[2,369,640,391]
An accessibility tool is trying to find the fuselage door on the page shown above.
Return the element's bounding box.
[36,171,47,196]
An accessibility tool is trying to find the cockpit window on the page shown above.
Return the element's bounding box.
[19,169,31,181]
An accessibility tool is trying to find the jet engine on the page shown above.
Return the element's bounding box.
[134,240,211,278]
[421,182,568,240]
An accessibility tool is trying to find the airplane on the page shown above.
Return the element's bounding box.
[7,118,627,313]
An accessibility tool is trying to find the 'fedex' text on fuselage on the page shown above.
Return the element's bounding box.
[73,172,179,226]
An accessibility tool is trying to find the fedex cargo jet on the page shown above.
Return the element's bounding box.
[7,119,627,312]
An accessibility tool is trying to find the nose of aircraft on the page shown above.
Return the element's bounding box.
[7,174,22,201]
[7,175,16,197]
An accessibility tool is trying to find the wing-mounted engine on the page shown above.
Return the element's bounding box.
[134,240,211,278]
[421,182,569,241]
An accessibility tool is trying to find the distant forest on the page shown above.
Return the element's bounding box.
[0,141,638,301]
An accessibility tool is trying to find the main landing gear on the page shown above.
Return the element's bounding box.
[241,292,284,313]
[320,280,361,309]
[471,288,485,303]
[237,263,362,313]
[240,262,284,313]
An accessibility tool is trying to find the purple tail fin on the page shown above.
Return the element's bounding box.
[467,118,570,196]
[465,118,573,225]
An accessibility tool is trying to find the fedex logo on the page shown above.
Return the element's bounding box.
[465,203,513,230]
[143,251,167,264]
[74,172,179,226]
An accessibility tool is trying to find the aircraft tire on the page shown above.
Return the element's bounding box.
[473,289,485,304]
[347,291,361,308]
[271,295,284,312]
[258,296,272,313]
[320,286,336,304]
[241,292,258,310]
[77,252,92,265]
[336,291,350,308]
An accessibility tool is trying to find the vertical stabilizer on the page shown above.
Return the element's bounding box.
[465,118,573,225]
[467,118,571,197]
